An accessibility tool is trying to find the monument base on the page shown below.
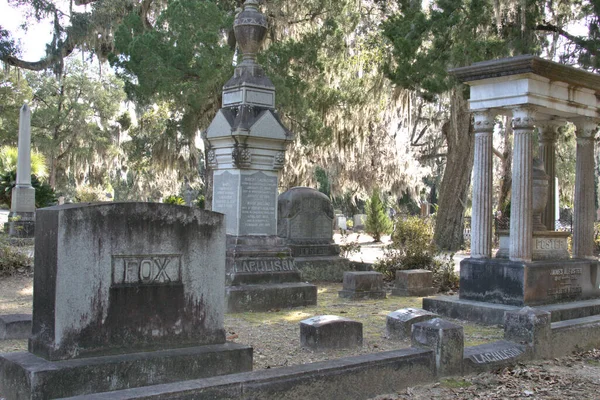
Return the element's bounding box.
[294,256,351,281]
[7,211,35,238]
[225,235,317,313]
[459,257,600,306]
[226,282,318,313]
[0,342,252,400]
[423,296,600,325]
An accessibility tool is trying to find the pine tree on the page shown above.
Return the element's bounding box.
[365,190,393,242]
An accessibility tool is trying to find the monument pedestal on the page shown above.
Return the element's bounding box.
[459,257,600,306]
[225,235,317,313]
[0,343,252,400]
[8,185,36,238]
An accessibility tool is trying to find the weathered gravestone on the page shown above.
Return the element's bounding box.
[392,269,437,297]
[353,214,367,231]
[0,314,31,340]
[386,308,438,340]
[300,315,363,350]
[338,271,386,300]
[0,203,252,400]
[278,187,350,280]
[206,1,316,311]
[7,104,35,238]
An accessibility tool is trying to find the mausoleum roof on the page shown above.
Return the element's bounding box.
[450,55,600,95]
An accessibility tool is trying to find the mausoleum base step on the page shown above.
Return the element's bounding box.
[226,283,317,313]
[424,295,600,325]
[0,342,252,400]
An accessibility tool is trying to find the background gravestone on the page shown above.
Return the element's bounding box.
[278,187,350,280]
[8,104,35,238]
[0,203,252,399]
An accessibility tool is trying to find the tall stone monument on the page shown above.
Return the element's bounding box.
[206,0,317,312]
[8,104,35,237]
[0,203,252,399]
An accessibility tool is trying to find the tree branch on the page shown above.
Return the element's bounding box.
[492,147,504,160]
[536,23,599,57]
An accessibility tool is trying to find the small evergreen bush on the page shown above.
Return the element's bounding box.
[374,216,459,292]
[365,189,392,242]
[163,195,186,205]
[0,236,33,276]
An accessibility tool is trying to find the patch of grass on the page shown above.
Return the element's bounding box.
[441,378,472,388]
[585,359,600,366]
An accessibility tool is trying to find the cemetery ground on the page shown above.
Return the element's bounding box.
[1,231,599,399]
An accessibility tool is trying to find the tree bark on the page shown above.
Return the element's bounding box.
[433,89,474,250]
[497,120,513,212]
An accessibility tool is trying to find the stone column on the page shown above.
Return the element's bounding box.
[537,121,561,231]
[572,118,598,259]
[8,104,36,237]
[509,107,536,262]
[471,111,495,258]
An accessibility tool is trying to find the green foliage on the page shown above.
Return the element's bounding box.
[163,195,185,205]
[110,0,233,140]
[315,167,330,197]
[195,194,205,209]
[27,59,126,191]
[365,189,392,242]
[0,170,57,208]
[0,146,48,178]
[75,185,109,203]
[374,216,458,291]
[0,69,32,144]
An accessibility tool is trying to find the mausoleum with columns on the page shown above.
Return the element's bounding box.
[438,56,600,307]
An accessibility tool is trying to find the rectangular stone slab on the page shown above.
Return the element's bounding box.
[60,348,435,400]
[0,343,252,400]
[460,258,600,306]
[30,203,227,361]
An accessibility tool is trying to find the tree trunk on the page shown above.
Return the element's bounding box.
[433,89,474,250]
[202,136,213,211]
[497,119,512,212]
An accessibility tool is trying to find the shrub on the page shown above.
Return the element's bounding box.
[76,185,109,203]
[0,236,33,276]
[195,194,206,209]
[338,233,361,258]
[365,189,392,241]
[374,216,459,292]
[163,195,185,205]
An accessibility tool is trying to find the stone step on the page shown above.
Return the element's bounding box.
[424,295,600,325]
[0,314,31,340]
[226,283,317,313]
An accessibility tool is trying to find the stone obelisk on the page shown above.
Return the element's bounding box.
[8,104,36,237]
[206,0,317,312]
